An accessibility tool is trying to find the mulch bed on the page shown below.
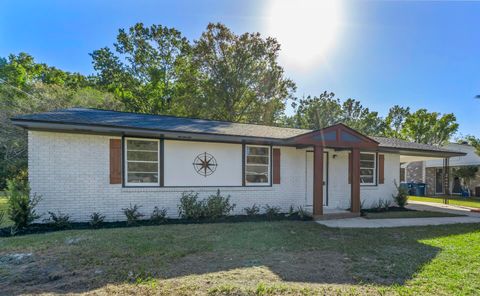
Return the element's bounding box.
[0,213,312,237]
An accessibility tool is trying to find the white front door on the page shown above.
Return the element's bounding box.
[305,151,328,207]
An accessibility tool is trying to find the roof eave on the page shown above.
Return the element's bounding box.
[11,119,292,145]
[377,147,467,158]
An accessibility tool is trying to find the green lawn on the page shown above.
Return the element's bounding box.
[364,210,464,219]
[410,195,480,209]
[1,221,480,295]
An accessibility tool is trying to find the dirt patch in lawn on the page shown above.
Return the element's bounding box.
[162,250,354,284]
[1,248,353,295]
[0,248,97,295]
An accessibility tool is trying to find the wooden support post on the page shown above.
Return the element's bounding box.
[443,158,450,204]
[351,148,361,213]
[313,145,324,216]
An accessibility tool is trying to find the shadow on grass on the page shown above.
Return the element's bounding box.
[1,221,478,295]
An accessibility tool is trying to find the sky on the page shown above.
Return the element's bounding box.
[1,0,479,137]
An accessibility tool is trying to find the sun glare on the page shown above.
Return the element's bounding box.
[263,0,343,72]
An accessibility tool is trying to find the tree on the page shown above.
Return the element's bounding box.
[292,92,342,129]
[0,52,93,89]
[179,23,296,124]
[461,135,480,156]
[384,105,411,138]
[341,99,386,136]
[291,92,386,136]
[400,109,458,145]
[91,23,191,114]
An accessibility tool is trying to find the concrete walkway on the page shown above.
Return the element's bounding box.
[407,200,480,217]
[317,201,480,228]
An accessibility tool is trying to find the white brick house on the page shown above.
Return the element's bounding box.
[12,108,465,222]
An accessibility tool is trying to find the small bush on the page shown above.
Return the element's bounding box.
[393,180,409,208]
[89,212,105,228]
[204,190,235,219]
[263,204,281,220]
[286,205,296,216]
[150,206,167,224]
[296,206,311,220]
[244,204,260,216]
[373,199,391,212]
[178,191,205,220]
[6,177,41,231]
[122,204,144,225]
[384,199,392,211]
[44,211,71,229]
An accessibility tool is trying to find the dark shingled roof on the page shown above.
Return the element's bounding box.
[12,108,310,139]
[372,136,460,154]
[11,108,464,156]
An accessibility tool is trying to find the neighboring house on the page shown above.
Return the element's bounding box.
[424,143,480,196]
[11,108,465,222]
[404,143,480,196]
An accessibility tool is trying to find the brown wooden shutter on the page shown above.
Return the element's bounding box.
[272,148,281,184]
[378,154,385,184]
[110,139,122,184]
[348,152,352,184]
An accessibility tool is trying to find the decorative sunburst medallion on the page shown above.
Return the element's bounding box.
[193,152,217,177]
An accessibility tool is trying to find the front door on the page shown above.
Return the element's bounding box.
[435,168,444,194]
[306,151,328,208]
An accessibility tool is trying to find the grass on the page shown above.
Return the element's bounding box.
[1,221,480,295]
[364,210,464,219]
[410,195,480,209]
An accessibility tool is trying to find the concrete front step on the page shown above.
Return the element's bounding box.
[314,212,360,220]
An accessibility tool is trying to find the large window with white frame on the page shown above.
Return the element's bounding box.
[360,152,376,185]
[124,138,160,186]
[245,145,271,185]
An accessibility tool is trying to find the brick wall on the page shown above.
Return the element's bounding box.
[29,131,400,222]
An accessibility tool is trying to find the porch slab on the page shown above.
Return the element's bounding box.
[315,209,360,220]
[316,216,480,228]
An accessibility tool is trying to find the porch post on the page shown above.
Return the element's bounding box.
[351,148,361,213]
[313,145,324,216]
[443,157,450,199]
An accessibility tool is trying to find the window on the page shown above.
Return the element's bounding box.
[125,138,160,186]
[360,152,376,185]
[245,145,270,185]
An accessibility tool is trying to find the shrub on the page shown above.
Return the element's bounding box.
[384,199,392,210]
[373,199,391,212]
[204,190,235,219]
[150,206,167,224]
[89,212,105,228]
[296,206,311,220]
[286,205,296,216]
[44,211,71,229]
[244,204,260,216]
[178,191,205,220]
[263,204,281,220]
[122,204,144,225]
[6,177,41,230]
[393,180,409,208]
